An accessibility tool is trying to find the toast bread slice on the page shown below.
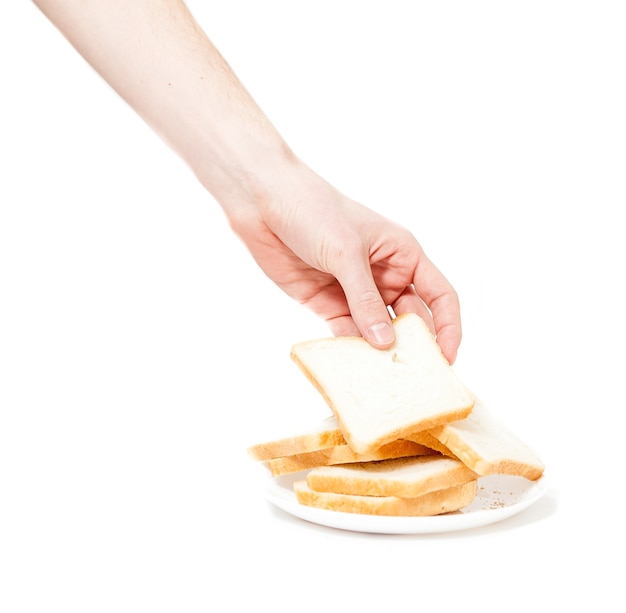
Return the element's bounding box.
[428,398,545,480]
[305,455,477,498]
[264,439,437,476]
[290,313,475,454]
[294,479,478,516]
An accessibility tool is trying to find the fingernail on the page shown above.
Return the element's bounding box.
[367,322,394,346]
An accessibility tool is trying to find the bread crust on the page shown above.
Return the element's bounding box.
[290,313,476,454]
[305,456,478,498]
[428,399,545,481]
[405,430,459,458]
[247,419,346,461]
[264,439,437,476]
[294,480,478,516]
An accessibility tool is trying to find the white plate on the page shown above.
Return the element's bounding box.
[264,471,548,534]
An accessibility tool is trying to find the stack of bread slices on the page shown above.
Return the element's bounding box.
[248,313,544,517]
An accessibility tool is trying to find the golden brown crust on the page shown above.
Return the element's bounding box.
[247,426,346,461]
[354,405,474,455]
[404,431,459,458]
[263,440,438,476]
[429,421,545,481]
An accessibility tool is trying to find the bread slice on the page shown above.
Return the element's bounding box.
[405,430,459,458]
[290,313,475,454]
[305,455,477,498]
[428,397,545,480]
[264,439,438,477]
[294,479,478,517]
[247,416,345,461]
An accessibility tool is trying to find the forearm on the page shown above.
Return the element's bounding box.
[32,0,296,214]
[31,0,462,358]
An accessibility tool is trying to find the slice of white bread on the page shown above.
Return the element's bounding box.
[428,397,545,481]
[290,313,475,454]
[305,455,477,498]
[294,479,478,517]
[247,416,345,461]
[263,439,438,477]
[405,430,459,458]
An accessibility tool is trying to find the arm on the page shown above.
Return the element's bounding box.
[32,0,461,361]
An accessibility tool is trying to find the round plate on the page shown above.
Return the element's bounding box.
[265,471,548,534]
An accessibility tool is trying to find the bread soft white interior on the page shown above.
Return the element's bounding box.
[290,313,475,454]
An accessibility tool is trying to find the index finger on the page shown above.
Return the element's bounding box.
[411,257,462,364]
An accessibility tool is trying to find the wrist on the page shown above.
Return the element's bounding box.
[194,138,307,228]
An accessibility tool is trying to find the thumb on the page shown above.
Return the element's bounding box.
[337,265,395,349]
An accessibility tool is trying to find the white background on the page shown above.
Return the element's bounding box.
[1,1,624,611]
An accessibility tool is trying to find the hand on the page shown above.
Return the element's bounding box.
[32,0,461,362]
[228,161,461,363]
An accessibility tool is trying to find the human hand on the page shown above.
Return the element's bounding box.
[227,162,461,363]
[31,0,460,362]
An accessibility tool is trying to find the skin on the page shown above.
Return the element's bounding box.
[32,0,462,363]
